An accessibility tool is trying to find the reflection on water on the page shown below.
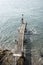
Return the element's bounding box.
[24,30,32,65]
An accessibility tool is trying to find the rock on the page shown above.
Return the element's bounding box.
[0,49,15,65]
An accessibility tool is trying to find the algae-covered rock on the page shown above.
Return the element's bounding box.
[0,49,15,65]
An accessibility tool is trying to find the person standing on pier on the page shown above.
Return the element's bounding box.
[21,14,24,24]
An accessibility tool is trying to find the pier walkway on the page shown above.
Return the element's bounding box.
[17,23,26,54]
[13,16,27,65]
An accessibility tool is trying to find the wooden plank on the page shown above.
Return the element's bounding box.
[15,23,26,54]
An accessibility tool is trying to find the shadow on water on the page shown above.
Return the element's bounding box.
[24,31,32,65]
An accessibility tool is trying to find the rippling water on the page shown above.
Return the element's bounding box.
[0,0,43,50]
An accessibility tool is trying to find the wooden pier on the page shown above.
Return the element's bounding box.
[13,14,27,54]
[17,23,26,54]
[13,16,27,65]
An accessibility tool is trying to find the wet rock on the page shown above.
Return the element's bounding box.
[0,49,15,65]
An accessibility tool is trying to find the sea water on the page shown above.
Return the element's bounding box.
[0,0,43,51]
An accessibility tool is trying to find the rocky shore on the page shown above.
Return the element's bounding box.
[0,49,15,65]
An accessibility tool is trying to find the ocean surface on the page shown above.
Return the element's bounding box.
[0,0,43,51]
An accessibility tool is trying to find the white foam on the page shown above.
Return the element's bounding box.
[30,27,38,35]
